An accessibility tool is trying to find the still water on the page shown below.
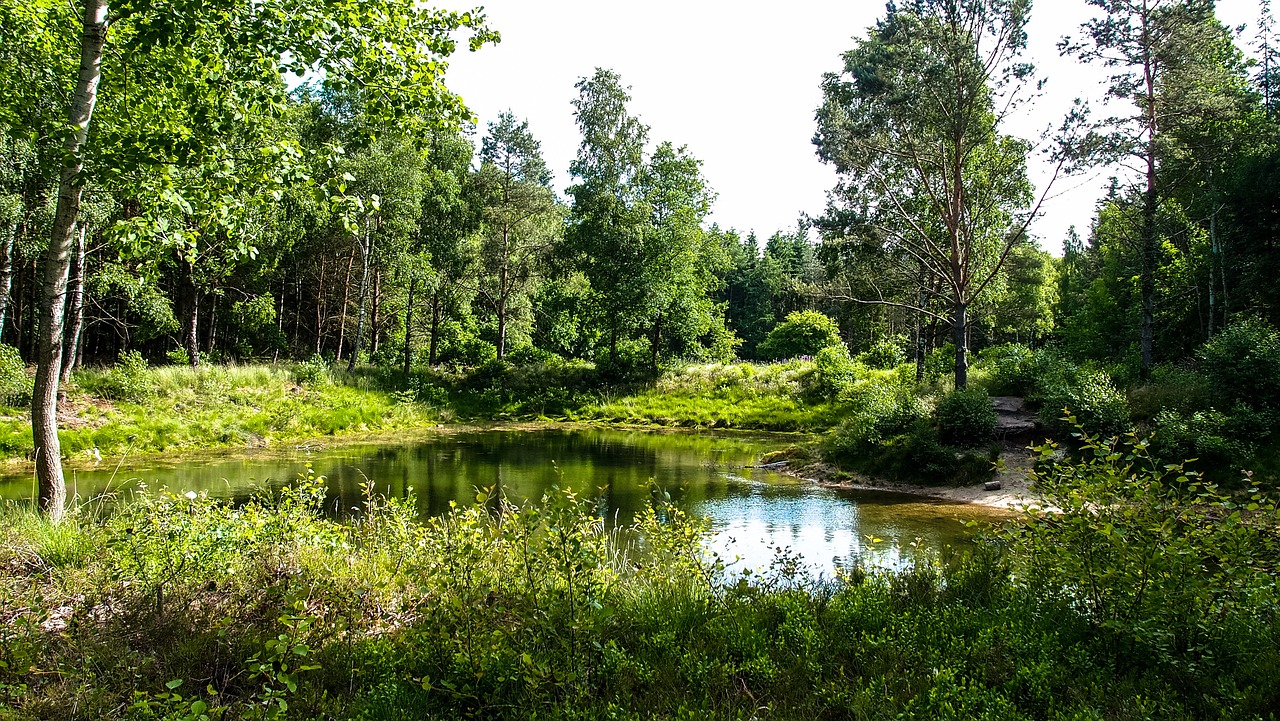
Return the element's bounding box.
[0,427,1005,574]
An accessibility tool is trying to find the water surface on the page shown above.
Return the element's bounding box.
[0,427,1005,574]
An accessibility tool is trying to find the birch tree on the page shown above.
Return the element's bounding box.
[2,0,495,519]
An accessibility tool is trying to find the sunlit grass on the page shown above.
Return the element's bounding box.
[0,363,439,462]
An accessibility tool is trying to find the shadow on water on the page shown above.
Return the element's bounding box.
[0,427,1006,574]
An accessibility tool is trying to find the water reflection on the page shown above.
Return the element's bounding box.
[0,427,1003,572]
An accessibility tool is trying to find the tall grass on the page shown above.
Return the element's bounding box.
[1,470,1274,720]
[0,362,439,462]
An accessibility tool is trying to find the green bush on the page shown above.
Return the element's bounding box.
[165,346,191,366]
[757,310,843,360]
[838,376,928,444]
[1040,368,1130,439]
[293,355,331,387]
[979,343,1033,395]
[1197,317,1280,409]
[1004,425,1280,684]
[805,344,859,400]
[0,344,31,406]
[857,335,907,370]
[506,344,558,366]
[96,350,155,402]
[936,388,996,447]
[923,343,956,381]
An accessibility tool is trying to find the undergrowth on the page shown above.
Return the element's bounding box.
[1,451,1276,720]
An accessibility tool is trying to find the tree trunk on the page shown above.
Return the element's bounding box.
[335,246,355,361]
[915,264,928,383]
[649,314,662,371]
[370,269,381,356]
[60,225,87,384]
[1139,151,1157,378]
[0,220,17,339]
[347,222,372,372]
[34,0,108,522]
[314,255,326,355]
[403,276,416,374]
[952,302,968,390]
[182,259,199,367]
[428,291,441,367]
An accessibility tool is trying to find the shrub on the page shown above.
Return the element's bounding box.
[979,343,1033,395]
[858,335,907,370]
[838,376,928,444]
[1197,317,1280,409]
[0,344,31,406]
[757,310,843,360]
[806,344,859,399]
[506,345,558,366]
[1041,368,1130,439]
[1151,403,1273,477]
[1004,425,1280,682]
[936,388,996,447]
[165,347,191,366]
[923,343,956,381]
[293,355,331,387]
[97,350,155,402]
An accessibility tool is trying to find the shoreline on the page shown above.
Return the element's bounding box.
[0,420,814,483]
[771,444,1039,510]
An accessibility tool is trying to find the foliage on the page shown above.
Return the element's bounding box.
[805,344,859,400]
[757,310,843,360]
[1197,317,1280,410]
[836,370,928,445]
[1003,422,1280,689]
[91,351,156,403]
[293,355,331,387]
[2,459,1277,718]
[1039,368,1131,439]
[857,335,907,370]
[936,388,997,447]
[0,345,30,406]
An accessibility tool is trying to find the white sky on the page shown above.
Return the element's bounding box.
[440,0,1264,255]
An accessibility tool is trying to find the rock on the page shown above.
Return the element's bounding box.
[984,480,1003,492]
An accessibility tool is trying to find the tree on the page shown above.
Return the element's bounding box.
[815,0,1066,388]
[758,310,844,360]
[473,112,560,360]
[1062,0,1213,375]
[565,68,651,369]
[634,141,724,368]
[4,0,496,519]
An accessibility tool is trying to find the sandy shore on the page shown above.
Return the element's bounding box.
[772,444,1039,510]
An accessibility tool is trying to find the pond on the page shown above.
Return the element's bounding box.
[0,426,1006,575]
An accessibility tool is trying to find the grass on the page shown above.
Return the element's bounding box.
[0,363,438,463]
[0,469,1275,720]
[573,361,841,431]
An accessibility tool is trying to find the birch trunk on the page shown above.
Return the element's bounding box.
[347,221,372,372]
[34,0,109,521]
[0,220,17,337]
[60,225,87,384]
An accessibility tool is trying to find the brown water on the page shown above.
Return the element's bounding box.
[0,427,1005,574]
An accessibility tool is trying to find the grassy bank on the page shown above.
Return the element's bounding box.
[2,437,1277,720]
[0,364,437,463]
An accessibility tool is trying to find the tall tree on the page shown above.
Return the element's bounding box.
[473,112,560,360]
[815,0,1065,388]
[565,68,651,369]
[1062,0,1199,375]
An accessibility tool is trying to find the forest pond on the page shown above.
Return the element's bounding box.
[0,427,1007,575]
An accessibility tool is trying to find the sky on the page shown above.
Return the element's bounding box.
[439,0,1264,255]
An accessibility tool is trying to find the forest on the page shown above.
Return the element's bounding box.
[2,0,1280,718]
